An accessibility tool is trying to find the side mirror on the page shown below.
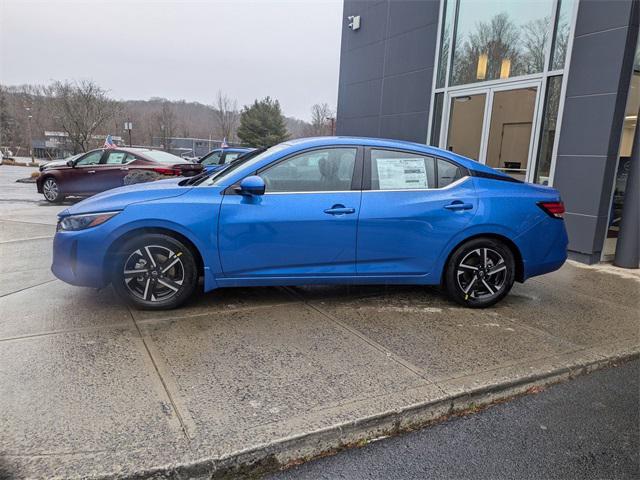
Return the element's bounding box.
[66,159,75,167]
[237,175,265,196]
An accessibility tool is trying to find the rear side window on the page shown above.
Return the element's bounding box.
[222,152,242,164]
[437,158,463,188]
[370,149,436,190]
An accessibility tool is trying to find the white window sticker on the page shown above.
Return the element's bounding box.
[376,158,428,190]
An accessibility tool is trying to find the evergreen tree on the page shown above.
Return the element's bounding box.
[237,97,289,147]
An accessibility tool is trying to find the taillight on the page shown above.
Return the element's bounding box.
[538,201,565,219]
[153,167,178,176]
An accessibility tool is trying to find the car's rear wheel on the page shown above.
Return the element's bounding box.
[111,234,198,310]
[444,238,515,308]
[42,177,65,203]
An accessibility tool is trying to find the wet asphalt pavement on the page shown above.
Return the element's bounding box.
[270,359,640,480]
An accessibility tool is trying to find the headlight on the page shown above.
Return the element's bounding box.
[57,211,120,232]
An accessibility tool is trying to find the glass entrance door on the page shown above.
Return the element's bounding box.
[444,83,541,181]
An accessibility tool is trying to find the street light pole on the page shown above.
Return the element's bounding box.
[25,106,34,163]
[325,116,336,136]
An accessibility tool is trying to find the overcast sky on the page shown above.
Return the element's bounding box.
[0,0,343,120]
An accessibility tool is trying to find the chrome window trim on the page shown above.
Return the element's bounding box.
[363,175,469,193]
[261,175,469,195]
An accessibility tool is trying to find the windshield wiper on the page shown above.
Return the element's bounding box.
[180,170,211,186]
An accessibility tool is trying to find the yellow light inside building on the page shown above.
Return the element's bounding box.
[500,58,511,79]
[476,53,488,80]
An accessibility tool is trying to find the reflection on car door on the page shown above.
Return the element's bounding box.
[217,147,363,277]
[356,148,477,276]
[95,151,136,190]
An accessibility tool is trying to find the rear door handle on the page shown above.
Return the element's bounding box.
[444,201,473,211]
[120,167,129,171]
[87,170,96,174]
[324,204,356,215]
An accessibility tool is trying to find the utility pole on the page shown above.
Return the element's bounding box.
[25,106,34,163]
[326,116,336,136]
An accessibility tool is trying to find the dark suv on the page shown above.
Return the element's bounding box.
[37,148,202,202]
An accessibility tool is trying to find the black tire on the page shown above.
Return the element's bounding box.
[111,233,198,310]
[444,237,515,308]
[42,176,65,203]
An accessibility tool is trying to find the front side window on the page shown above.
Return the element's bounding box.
[370,149,436,190]
[261,148,356,193]
[75,151,103,166]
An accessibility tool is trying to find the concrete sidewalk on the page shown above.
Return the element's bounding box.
[1,165,639,479]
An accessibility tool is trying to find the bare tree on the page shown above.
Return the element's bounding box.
[153,100,177,151]
[307,103,334,136]
[521,17,550,74]
[213,91,238,141]
[49,80,119,153]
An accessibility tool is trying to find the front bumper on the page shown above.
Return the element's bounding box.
[52,230,109,288]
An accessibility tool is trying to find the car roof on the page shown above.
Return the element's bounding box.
[279,137,502,176]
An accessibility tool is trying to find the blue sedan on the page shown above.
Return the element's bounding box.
[52,137,568,310]
[198,147,255,172]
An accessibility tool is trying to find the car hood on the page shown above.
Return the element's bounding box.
[60,177,191,217]
[40,159,68,171]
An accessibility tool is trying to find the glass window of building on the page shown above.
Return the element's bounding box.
[549,0,575,71]
[604,40,640,258]
[450,0,555,86]
[534,76,563,184]
[436,0,456,88]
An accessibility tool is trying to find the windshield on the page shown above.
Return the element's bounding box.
[143,150,186,164]
[204,144,289,186]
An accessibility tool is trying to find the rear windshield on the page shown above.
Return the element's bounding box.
[143,150,186,164]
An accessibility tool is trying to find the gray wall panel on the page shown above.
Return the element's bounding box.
[381,68,433,116]
[340,41,386,85]
[388,0,440,38]
[379,112,430,142]
[553,0,638,258]
[566,27,631,97]
[573,0,635,36]
[339,79,383,119]
[384,23,438,77]
[336,0,441,142]
[556,93,618,157]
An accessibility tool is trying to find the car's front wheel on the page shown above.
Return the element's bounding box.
[444,238,515,308]
[42,177,65,203]
[111,234,198,310]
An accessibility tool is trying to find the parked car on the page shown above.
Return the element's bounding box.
[37,147,203,202]
[51,137,568,310]
[198,147,255,172]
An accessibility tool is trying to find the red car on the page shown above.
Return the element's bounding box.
[37,147,202,203]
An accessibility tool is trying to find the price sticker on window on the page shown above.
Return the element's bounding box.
[376,158,428,190]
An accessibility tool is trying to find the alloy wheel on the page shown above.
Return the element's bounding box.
[43,178,59,201]
[123,245,185,302]
[456,247,507,300]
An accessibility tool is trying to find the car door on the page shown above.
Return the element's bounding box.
[96,151,142,190]
[357,148,477,276]
[218,146,363,277]
[64,150,105,193]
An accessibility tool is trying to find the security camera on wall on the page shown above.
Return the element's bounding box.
[347,15,360,30]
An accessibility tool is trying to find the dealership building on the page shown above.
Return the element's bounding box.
[336,0,639,266]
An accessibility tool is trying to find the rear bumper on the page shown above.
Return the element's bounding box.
[52,231,108,288]
[519,217,568,281]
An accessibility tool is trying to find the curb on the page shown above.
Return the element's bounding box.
[125,349,639,479]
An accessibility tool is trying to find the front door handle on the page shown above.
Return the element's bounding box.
[324,204,356,215]
[444,201,473,211]
[87,170,96,174]
[120,167,129,171]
